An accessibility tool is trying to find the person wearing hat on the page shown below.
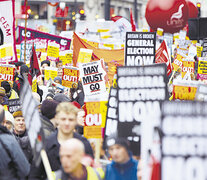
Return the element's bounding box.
[1,80,19,99]
[0,87,9,111]
[13,109,33,164]
[13,64,43,101]
[40,99,59,137]
[0,105,30,179]
[105,137,138,180]
[2,110,14,132]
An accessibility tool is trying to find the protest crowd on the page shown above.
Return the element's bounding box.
[1,0,207,180]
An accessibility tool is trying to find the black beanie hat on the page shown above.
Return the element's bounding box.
[41,60,50,67]
[107,137,130,152]
[41,99,59,119]
[1,81,11,94]
[20,64,29,75]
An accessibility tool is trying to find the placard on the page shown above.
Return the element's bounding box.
[84,102,102,139]
[173,85,197,100]
[197,59,207,80]
[161,101,207,180]
[59,50,73,66]
[44,67,58,81]
[47,41,60,61]
[0,64,15,84]
[117,63,167,156]
[8,98,21,114]
[79,59,107,99]
[0,44,13,63]
[62,66,78,88]
[125,32,156,66]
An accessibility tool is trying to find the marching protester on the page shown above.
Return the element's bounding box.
[1,80,19,99]
[2,110,14,132]
[0,87,9,110]
[13,109,33,164]
[13,64,43,101]
[105,137,138,180]
[29,102,94,179]
[40,99,59,137]
[55,138,104,180]
[0,105,30,179]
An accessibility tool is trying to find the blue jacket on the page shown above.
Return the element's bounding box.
[105,157,138,180]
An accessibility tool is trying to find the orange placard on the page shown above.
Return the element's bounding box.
[62,67,78,88]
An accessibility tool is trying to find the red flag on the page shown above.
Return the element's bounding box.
[155,40,172,76]
[28,44,41,85]
[130,8,136,32]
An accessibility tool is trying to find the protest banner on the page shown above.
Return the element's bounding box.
[117,63,167,156]
[0,64,15,85]
[161,101,207,180]
[8,98,21,114]
[197,58,207,80]
[18,26,71,51]
[20,78,43,166]
[125,32,156,66]
[104,87,118,142]
[20,42,33,62]
[62,66,78,88]
[44,67,58,81]
[73,32,124,67]
[155,40,172,76]
[79,59,107,99]
[0,0,17,62]
[196,43,202,57]
[59,50,73,66]
[47,41,60,61]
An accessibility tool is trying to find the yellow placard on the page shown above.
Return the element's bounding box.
[47,46,59,58]
[44,68,58,81]
[32,79,37,93]
[173,85,197,100]
[103,44,115,50]
[84,126,102,139]
[198,60,207,74]
[0,46,13,58]
[100,101,108,128]
[197,45,203,58]
[172,54,183,71]
[77,49,93,64]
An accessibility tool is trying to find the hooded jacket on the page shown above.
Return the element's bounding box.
[105,156,138,180]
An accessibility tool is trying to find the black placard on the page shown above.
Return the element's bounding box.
[125,32,156,66]
[8,98,21,114]
[161,101,207,180]
[117,63,167,156]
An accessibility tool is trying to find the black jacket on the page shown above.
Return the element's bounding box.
[29,131,94,179]
[0,125,30,179]
[41,114,56,138]
[13,130,33,164]
[13,74,43,101]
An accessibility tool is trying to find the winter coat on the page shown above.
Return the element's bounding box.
[41,114,56,138]
[13,130,33,164]
[13,75,43,101]
[29,131,94,180]
[0,125,30,180]
[105,156,138,180]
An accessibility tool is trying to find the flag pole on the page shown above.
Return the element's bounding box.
[24,0,28,64]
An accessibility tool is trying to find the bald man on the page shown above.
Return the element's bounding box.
[54,138,104,180]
